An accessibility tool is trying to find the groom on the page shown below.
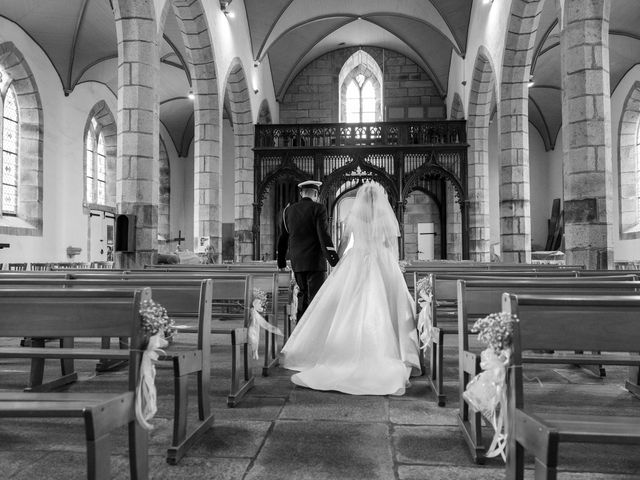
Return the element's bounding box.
[277,180,339,320]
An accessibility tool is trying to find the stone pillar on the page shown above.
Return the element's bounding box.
[561,0,613,268]
[173,2,221,262]
[499,9,540,263]
[113,2,159,269]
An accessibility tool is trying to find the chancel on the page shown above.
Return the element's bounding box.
[0,1,639,479]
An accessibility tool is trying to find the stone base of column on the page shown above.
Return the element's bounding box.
[566,248,612,270]
[115,250,157,270]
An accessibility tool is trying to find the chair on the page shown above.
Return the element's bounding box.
[8,263,27,271]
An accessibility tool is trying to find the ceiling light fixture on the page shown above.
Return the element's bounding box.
[188,89,195,100]
[527,75,535,88]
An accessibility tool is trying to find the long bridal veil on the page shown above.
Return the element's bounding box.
[339,182,400,258]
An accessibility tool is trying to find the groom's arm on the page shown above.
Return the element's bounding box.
[315,205,339,267]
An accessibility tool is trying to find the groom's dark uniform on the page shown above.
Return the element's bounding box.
[277,181,339,320]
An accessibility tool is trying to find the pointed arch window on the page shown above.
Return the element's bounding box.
[339,50,383,123]
[85,117,107,205]
[2,85,18,215]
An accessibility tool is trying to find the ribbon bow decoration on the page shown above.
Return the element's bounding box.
[463,347,511,460]
[416,280,434,351]
[135,332,168,430]
[248,296,284,360]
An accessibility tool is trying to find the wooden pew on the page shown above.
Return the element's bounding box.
[414,273,638,409]
[502,293,640,480]
[457,280,640,463]
[0,288,150,480]
[0,277,215,464]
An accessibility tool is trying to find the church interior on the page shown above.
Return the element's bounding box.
[0,0,639,479]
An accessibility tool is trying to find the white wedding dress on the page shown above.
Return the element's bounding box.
[281,183,421,395]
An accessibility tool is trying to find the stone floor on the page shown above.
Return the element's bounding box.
[1,335,639,479]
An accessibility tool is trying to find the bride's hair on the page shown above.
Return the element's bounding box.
[342,182,400,254]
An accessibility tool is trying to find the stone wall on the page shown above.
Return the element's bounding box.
[280,47,445,123]
[403,191,441,261]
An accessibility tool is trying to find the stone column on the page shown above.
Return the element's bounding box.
[499,1,547,263]
[173,2,221,262]
[113,2,159,269]
[561,0,613,268]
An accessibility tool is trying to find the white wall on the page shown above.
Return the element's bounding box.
[529,126,564,250]
[0,17,117,266]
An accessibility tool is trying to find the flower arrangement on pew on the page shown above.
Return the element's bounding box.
[416,275,434,350]
[463,311,518,460]
[398,260,410,273]
[248,288,283,360]
[136,298,176,430]
[289,274,299,327]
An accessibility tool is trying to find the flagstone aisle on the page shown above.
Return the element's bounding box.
[0,336,639,479]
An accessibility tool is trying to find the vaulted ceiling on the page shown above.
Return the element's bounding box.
[243,0,472,101]
[529,0,640,151]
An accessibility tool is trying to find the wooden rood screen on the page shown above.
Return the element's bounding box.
[253,120,469,260]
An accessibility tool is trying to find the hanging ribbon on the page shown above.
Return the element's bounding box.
[248,298,283,360]
[135,332,168,430]
[289,284,299,328]
[416,287,434,351]
[463,347,511,461]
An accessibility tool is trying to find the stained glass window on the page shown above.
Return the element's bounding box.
[2,86,18,215]
[86,118,107,205]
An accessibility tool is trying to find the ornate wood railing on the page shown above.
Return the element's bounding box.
[255,120,466,149]
[253,120,469,260]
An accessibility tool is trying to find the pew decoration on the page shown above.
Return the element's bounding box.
[463,311,518,461]
[398,260,410,273]
[248,288,283,360]
[289,284,299,327]
[416,276,434,350]
[136,298,176,430]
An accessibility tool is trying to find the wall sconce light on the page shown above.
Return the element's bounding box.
[254,60,260,67]
[527,75,535,88]
[254,89,259,94]
[220,0,233,16]
[188,89,195,100]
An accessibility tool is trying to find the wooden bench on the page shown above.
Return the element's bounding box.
[69,271,284,381]
[414,272,638,408]
[0,288,150,480]
[456,278,640,463]
[502,293,640,480]
[0,277,215,464]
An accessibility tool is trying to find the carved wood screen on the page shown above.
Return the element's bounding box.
[254,121,468,260]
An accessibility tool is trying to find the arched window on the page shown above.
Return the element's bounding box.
[2,85,18,215]
[618,81,640,238]
[339,50,383,123]
[85,117,106,205]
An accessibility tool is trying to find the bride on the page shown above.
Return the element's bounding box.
[281,182,421,395]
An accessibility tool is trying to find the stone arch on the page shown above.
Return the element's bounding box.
[339,49,383,122]
[0,41,43,236]
[618,81,640,239]
[223,58,254,262]
[467,46,498,261]
[83,101,117,207]
[112,1,159,268]
[257,99,272,124]
[450,92,465,120]
[160,0,221,259]
[499,0,546,262]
